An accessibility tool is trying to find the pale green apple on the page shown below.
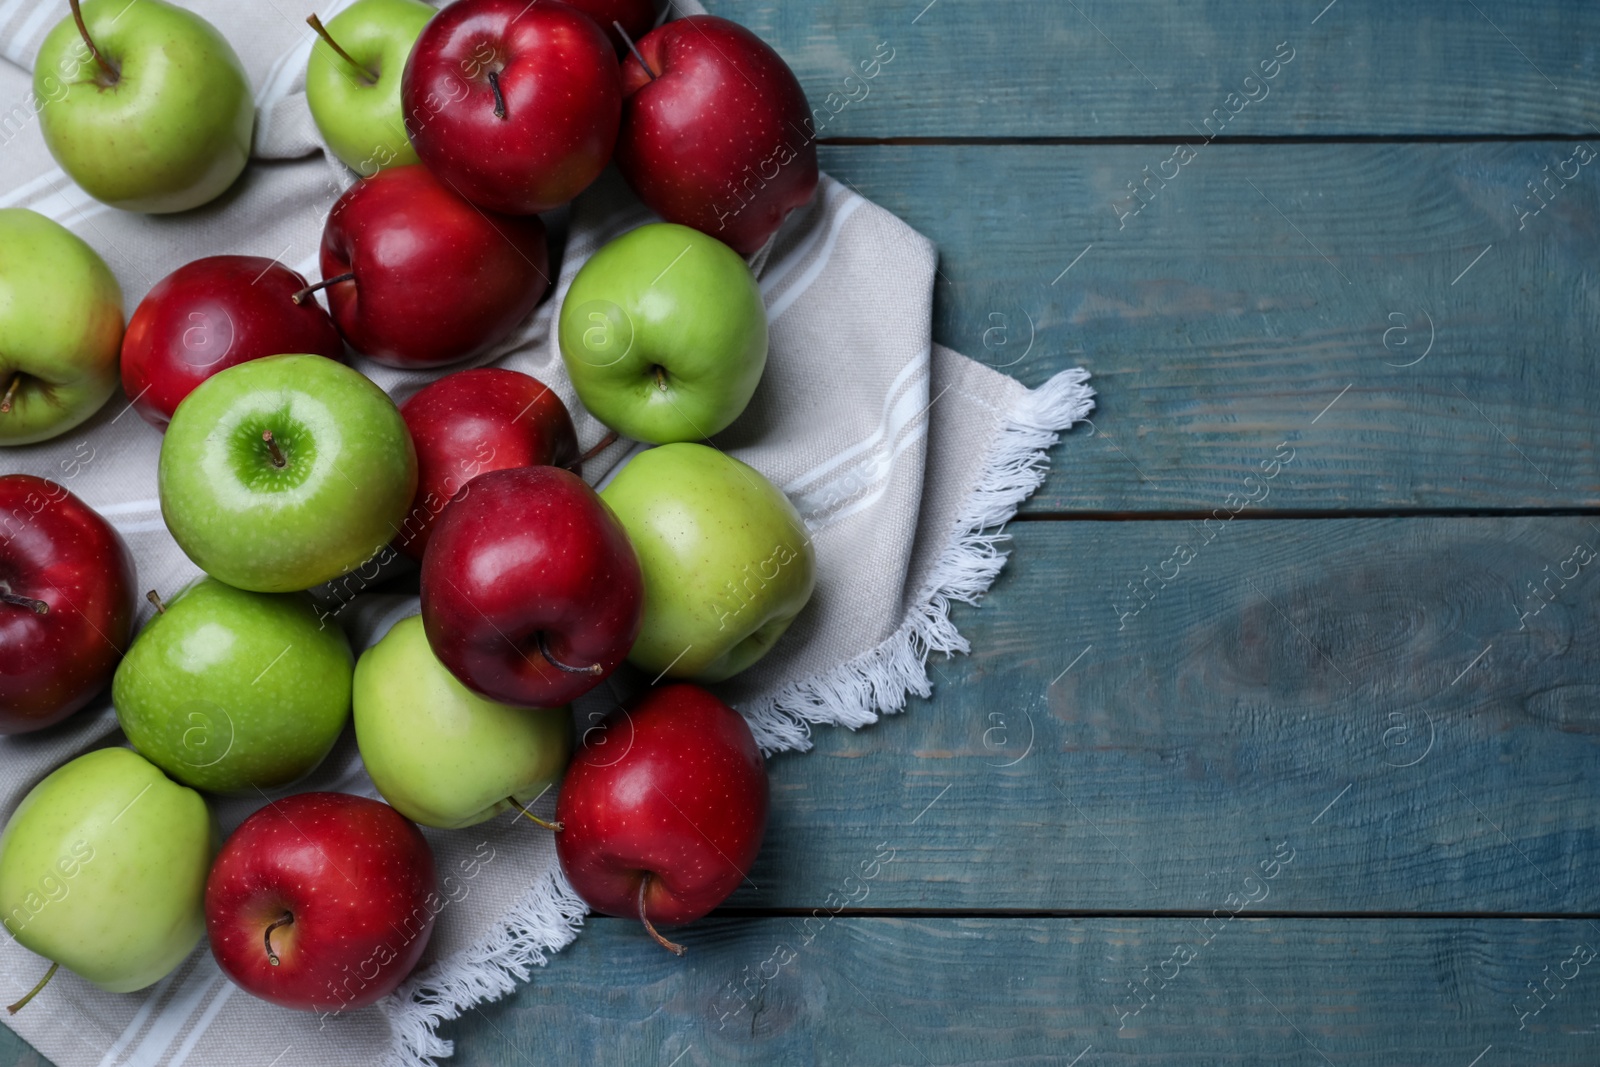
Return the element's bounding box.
[113,577,354,795]
[0,748,213,995]
[354,615,571,828]
[159,354,418,593]
[601,443,815,682]
[558,223,768,444]
[0,209,124,446]
[306,0,434,175]
[35,0,254,214]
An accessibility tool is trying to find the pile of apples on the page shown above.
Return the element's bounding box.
[0,0,826,1018]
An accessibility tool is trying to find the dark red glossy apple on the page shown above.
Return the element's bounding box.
[0,475,136,734]
[402,0,622,214]
[555,683,769,953]
[616,15,818,255]
[420,465,642,707]
[319,164,550,369]
[563,0,658,55]
[120,256,345,430]
[204,792,438,1013]
[395,368,579,560]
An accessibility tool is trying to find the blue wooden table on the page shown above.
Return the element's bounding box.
[8,1,1600,1063]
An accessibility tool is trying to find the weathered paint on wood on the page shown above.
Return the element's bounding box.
[705,0,1600,138]
[446,916,1600,1065]
[726,518,1600,913]
[812,142,1600,513]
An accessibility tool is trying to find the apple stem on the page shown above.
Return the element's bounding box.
[264,911,294,966]
[614,21,658,80]
[536,632,604,677]
[5,961,57,1015]
[0,591,48,615]
[653,366,669,392]
[0,374,20,413]
[145,590,166,614]
[262,431,288,469]
[487,70,507,119]
[638,875,686,956]
[68,0,119,85]
[570,430,620,470]
[512,802,564,832]
[306,14,379,83]
[292,273,355,306]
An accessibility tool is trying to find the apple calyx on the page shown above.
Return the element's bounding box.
[638,874,687,956]
[487,70,507,120]
[513,802,564,833]
[0,374,20,413]
[262,430,288,469]
[613,21,658,81]
[264,911,295,966]
[307,14,379,84]
[535,632,604,677]
[5,961,58,1015]
[0,589,49,615]
[292,272,356,306]
[68,0,120,86]
[145,590,167,615]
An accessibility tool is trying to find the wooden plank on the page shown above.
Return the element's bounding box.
[447,915,1600,1065]
[704,0,1600,138]
[723,518,1600,913]
[811,142,1600,513]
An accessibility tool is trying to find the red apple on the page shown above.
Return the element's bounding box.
[319,164,550,369]
[0,475,136,734]
[120,256,345,430]
[555,683,769,953]
[420,465,642,706]
[395,368,579,560]
[402,0,622,215]
[204,792,438,1013]
[616,16,818,255]
[563,0,658,55]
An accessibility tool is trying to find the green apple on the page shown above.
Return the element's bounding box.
[0,209,124,446]
[0,748,213,997]
[601,443,815,682]
[558,223,768,444]
[35,0,254,214]
[306,0,434,175]
[354,615,571,828]
[159,353,418,592]
[112,577,354,795]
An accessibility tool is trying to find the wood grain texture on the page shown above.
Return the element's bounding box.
[811,142,1600,513]
[703,0,1600,138]
[446,916,1600,1065]
[722,518,1600,913]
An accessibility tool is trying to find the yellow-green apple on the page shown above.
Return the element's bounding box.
[113,578,354,795]
[305,0,436,175]
[35,0,254,213]
[0,475,136,734]
[0,748,213,1003]
[354,615,571,828]
[601,443,814,682]
[158,354,418,592]
[555,683,768,954]
[0,209,123,446]
[558,223,766,443]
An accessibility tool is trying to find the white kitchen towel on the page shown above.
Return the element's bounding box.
[0,2,1094,1065]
